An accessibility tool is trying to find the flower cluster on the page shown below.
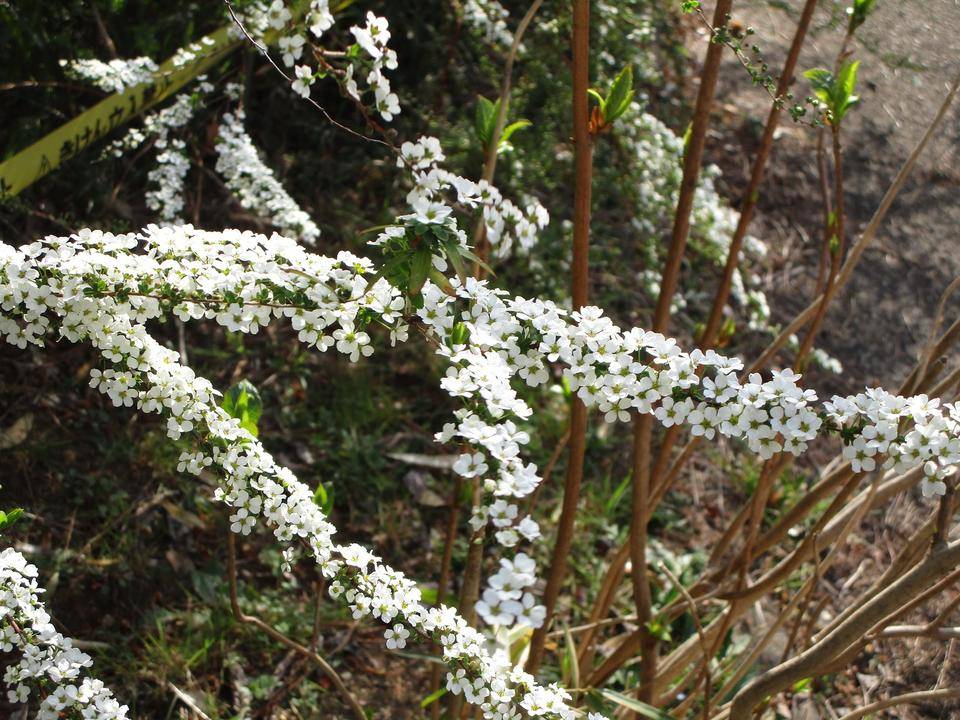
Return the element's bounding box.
[60,56,158,94]
[4,220,960,714]
[0,227,594,720]
[462,0,513,47]
[102,80,213,222]
[171,35,220,68]
[215,108,321,244]
[391,136,550,263]
[142,86,212,223]
[610,98,842,373]
[284,8,400,122]
[0,548,129,719]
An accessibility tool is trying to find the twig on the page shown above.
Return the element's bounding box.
[525,0,593,676]
[729,538,960,717]
[748,68,960,374]
[168,681,213,720]
[226,534,366,720]
[700,0,819,348]
[223,0,394,152]
[474,0,546,273]
[629,3,732,699]
[834,687,960,720]
[90,1,119,59]
[660,562,711,719]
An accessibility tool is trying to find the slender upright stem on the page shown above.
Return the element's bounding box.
[473,0,545,272]
[525,0,593,675]
[699,0,818,348]
[795,126,845,368]
[429,474,463,720]
[628,0,732,702]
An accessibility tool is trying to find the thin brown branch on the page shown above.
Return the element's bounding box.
[660,562,711,719]
[473,0,545,272]
[834,687,960,720]
[700,0,818,348]
[429,473,464,719]
[748,68,960,374]
[729,538,960,717]
[227,534,366,720]
[525,0,593,675]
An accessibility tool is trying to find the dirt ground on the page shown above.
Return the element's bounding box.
[700,0,960,394]
[687,2,960,718]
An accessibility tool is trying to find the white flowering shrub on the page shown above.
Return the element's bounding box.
[0,549,129,719]
[4,0,957,717]
[60,57,158,94]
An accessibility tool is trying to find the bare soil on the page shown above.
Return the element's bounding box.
[689,2,960,717]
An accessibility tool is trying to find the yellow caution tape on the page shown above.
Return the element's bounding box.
[0,3,307,198]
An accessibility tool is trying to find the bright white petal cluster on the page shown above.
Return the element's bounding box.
[105,80,213,223]
[0,227,594,720]
[462,0,513,47]
[348,12,401,121]
[215,108,321,244]
[0,548,129,719]
[60,56,158,94]
[392,135,550,262]
[171,35,219,69]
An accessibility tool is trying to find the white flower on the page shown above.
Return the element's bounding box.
[291,64,314,98]
[267,0,292,29]
[384,623,410,649]
[453,452,488,478]
[279,34,305,67]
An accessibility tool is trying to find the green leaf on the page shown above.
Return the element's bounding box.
[848,0,877,32]
[313,482,334,515]
[0,508,24,533]
[604,472,632,516]
[408,247,434,295]
[587,88,604,106]
[834,60,860,122]
[804,62,860,125]
[602,64,634,123]
[450,322,471,347]
[221,380,263,437]
[645,618,672,643]
[441,239,468,283]
[420,687,447,708]
[474,95,498,149]
[498,119,532,151]
[562,625,580,692]
[803,67,834,107]
[460,246,495,278]
[596,689,674,719]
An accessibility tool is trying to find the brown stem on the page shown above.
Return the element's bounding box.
[631,414,657,703]
[429,474,464,719]
[659,562,711,719]
[834,688,960,720]
[472,0,545,274]
[91,1,119,60]
[795,126,845,369]
[699,0,819,348]
[813,129,833,297]
[624,2,733,700]
[525,426,572,514]
[457,479,487,629]
[654,0,732,333]
[729,538,960,717]
[226,534,365,720]
[525,0,592,675]
[748,68,960,375]
[576,540,631,671]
